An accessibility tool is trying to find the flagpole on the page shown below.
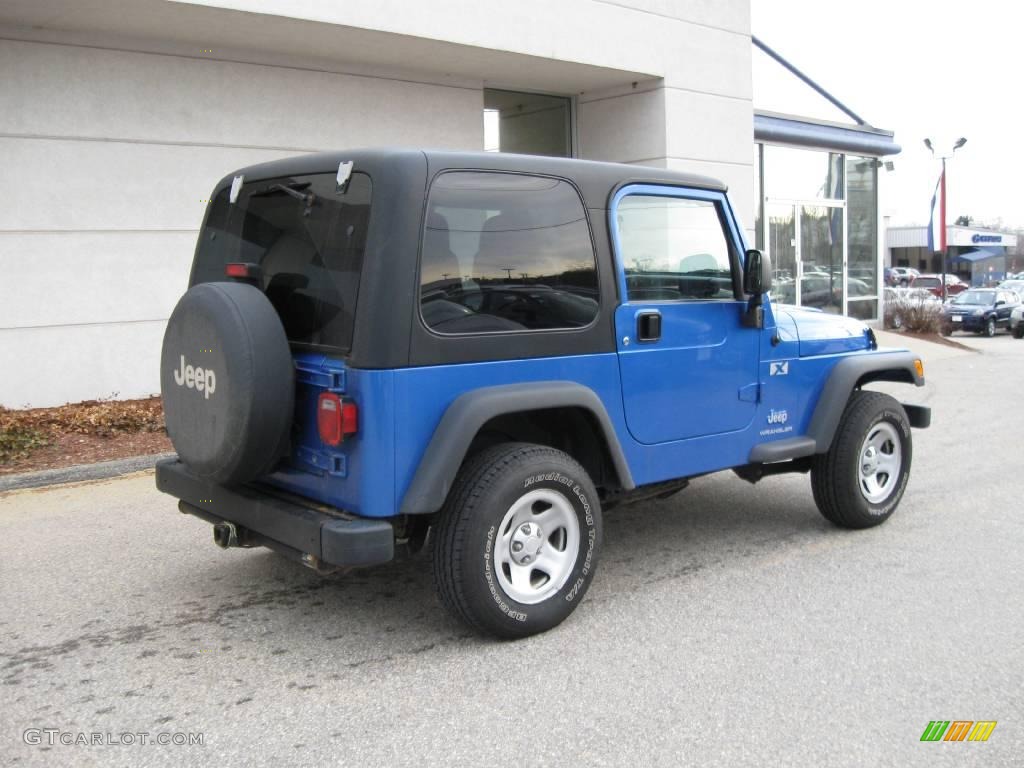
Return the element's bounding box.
[924,137,967,303]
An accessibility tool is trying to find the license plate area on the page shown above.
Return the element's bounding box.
[952,316,962,322]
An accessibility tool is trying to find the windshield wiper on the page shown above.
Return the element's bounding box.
[259,182,317,216]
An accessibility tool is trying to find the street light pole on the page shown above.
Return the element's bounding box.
[924,137,967,302]
[940,155,947,302]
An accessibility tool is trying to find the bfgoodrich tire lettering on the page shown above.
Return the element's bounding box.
[811,391,912,529]
[432,443,602,639]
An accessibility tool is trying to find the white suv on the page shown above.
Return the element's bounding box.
[1011,304,1024,339]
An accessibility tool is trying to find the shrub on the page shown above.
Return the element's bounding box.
[0,410,53,464]
[892,301,943,334]
[883,294,943,334]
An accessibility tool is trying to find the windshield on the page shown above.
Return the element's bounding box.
[192,171,371,352]
[954,290,995,305]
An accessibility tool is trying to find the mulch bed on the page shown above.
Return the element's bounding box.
[0,397,172,476]
[898,331,979,352]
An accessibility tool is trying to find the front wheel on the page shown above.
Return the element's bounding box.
[984,317,996,337]
[811,391,912,529]
[1013,325,1024,339]
[432,443,602,639]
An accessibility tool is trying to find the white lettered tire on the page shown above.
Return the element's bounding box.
[432,443,602,639]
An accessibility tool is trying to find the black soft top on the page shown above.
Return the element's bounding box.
[211,148,727,209]
[199,149,730,369]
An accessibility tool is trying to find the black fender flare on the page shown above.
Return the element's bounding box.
[399,381,635,515]
[749,350,927,464]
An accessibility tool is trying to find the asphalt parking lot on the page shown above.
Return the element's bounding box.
[2,332,1021,767]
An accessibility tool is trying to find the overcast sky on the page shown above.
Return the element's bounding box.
[751,0,1022,230]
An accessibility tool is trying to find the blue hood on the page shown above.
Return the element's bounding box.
[776,305,872,356]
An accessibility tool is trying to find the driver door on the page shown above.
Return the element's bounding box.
[611,186,760,445]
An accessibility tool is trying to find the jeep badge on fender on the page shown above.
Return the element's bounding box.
[172,355,216,399]
[155,149,931,640]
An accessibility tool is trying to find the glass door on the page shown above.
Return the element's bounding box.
[767,203,797,305]
[765,201,845,313]
[799,204,844,314]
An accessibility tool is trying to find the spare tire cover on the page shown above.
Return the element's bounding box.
[161,282,294,485]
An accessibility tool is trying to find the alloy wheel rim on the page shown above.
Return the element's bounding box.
[494,489,579,605]
[858,422,902,504]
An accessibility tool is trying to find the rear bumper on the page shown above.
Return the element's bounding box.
[155,459,394,568]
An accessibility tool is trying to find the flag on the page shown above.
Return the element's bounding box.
[927,171,945,252]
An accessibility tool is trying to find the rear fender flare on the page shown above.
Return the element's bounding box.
[399,381,634,515]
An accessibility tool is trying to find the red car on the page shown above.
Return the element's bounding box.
[911,273,969,298]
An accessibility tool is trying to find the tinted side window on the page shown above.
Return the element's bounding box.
[420,172,598,334]
[616,195,738,301]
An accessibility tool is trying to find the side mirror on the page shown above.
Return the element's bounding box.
[996,300,1005,307]
[743,249,773,295]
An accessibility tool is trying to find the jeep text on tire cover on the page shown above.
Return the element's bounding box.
[155,149,931,639]
[172,356,217,399]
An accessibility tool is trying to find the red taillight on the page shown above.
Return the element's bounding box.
[318,392,358,446]
[225,262,250,278]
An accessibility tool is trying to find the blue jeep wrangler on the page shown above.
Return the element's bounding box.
[156,149,930,638]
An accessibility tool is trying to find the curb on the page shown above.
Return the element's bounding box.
[0,452,177,493]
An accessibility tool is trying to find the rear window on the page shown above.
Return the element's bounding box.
[193,171,372,352]
[419,172,599,334]
[913,277,939,288]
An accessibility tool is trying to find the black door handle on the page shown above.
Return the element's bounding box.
[637,310,662,342]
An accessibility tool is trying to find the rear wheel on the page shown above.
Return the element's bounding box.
[1013,325,1024,339]
[432,443,602,639]
[811,391,912,529]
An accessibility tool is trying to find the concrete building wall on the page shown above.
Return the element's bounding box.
[573,0,754,231]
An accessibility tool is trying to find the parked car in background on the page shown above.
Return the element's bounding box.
[884,287,941,330]
[996,279,1024,301]
[890,267,920,287]
[940,288,1021,337]
[775,273,873,310]
[912,273,968,298]
[1011,304,1024,339]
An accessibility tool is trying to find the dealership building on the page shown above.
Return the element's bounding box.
[0,0,900,407]
[886,225,1020,285]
